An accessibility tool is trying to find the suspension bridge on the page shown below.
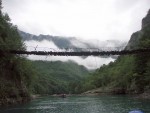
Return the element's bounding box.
[0,45,150,56]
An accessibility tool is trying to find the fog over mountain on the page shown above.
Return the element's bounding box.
[19,31,127,70]
[3,0,150,69]
[20,30,127,49]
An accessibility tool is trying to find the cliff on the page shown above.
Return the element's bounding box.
[125,9,150,50]
[142,9,150,28]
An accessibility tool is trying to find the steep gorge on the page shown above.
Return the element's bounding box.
[83,10,150,95]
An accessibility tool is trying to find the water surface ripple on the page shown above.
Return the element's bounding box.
[0,95,150,113]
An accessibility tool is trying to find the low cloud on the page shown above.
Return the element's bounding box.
[24,40,59,51]
[25,40,115,70]
[28,55,114,70]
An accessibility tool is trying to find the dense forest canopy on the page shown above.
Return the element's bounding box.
[0,0,35,105]
[29,60,90,94]
[82,10,150,94]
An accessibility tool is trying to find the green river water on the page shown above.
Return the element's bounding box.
[0,95,150,113]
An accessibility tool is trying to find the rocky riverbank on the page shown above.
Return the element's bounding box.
[82,87,126,95]
[82,88,150,99]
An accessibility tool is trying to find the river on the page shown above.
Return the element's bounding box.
[0,95,150,113]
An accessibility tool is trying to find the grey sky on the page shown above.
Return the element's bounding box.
[2,0,150,41]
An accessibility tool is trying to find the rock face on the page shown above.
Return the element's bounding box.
[125,31,142,50]
[125,9,150,50]
[142,9,150,28]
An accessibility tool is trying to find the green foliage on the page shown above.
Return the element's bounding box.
[0,1,89,97]
[83,56,136,93]
[133,26,150,93]
[0,0,150,103]
[83,18,150,94]
[0,3,30,102]
[29,60,89,94]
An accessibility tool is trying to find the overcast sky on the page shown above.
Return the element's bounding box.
[2,0,150,41]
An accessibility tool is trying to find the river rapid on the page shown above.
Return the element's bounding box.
[0,95,150,113]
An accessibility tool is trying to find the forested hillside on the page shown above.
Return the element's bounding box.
[1,0,150,106]
[29,60,89,94]
[0,0,33,105]
[83,10,150,94]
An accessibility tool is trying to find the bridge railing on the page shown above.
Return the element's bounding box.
[0,44,150,56]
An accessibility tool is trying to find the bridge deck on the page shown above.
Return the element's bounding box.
[0,49,150,56]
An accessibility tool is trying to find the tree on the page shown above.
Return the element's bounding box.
[133,27,150,93]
